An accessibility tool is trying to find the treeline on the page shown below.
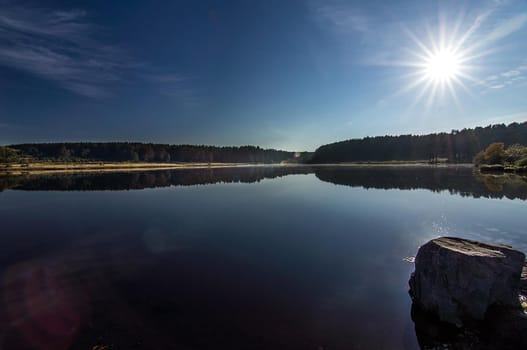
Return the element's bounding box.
[7,143,306,164]
[310,122,527,163]
[4,122,527,164]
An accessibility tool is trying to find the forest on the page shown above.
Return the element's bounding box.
[309,122,527,163]
[2,143,308,164]
[2,122,527,165]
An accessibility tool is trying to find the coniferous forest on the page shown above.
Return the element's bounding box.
[309,122,527,163]
[2,143,307,164]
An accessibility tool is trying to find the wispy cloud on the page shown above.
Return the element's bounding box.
[479,63,527,92]
[0,3,132,97]
[311,2,407,66]
[314,4,370,33]
[311,2,372,33]
[501,70,521,77]
[142,73,199,106]
[483,13,527,42]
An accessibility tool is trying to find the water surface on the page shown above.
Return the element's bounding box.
[0,166,526,349]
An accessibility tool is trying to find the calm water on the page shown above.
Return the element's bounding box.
[0,166,526,349]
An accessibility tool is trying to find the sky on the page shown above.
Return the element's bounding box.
[1,0,527,151]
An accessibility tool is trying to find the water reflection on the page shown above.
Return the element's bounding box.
[314,166,527,201]
[0,166,526,349]
[2,165,527,200]
[0,166,312,191]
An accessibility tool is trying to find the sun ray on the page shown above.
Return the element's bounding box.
[405,78,435,113]
[446,79,463,112]
[393,73,431,97]
[424,80,439,113]
[451,75,476,98]
[394,9,493,111]
[405,29,436,58]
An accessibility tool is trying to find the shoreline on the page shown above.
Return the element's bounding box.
[0,162,270,175]
[0,161,475,176]
[307,162,474,168]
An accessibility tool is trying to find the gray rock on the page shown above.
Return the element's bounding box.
[409,237,525,326]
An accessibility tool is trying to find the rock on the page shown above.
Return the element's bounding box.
[409,237,525,326]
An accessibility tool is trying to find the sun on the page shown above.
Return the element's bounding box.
[424,49,462,83]
[386,8,497,112]
[397,17,484,111]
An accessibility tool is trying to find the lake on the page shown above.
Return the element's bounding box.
[1,166,526,349]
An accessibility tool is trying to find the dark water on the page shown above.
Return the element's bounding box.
[0,166,526,349]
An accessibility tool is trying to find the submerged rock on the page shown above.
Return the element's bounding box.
[409,237,525,326]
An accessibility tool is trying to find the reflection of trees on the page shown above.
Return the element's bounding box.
[481,175,504,192]
[0,166,313,192]
[474,172,527,197]
[2,166,527,201]
[314,166,527,201]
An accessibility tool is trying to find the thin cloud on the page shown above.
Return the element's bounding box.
[312,2,407,67]
[518,61,527,70]
[480,63,526,92]
[483,13,527,42]
[501,70,521,77]
[143,73,199,106]
[455,9,494,50]
[314,4,370,33]
[0,3,131,97]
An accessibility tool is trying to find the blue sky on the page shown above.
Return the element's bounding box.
[1,0,527,151]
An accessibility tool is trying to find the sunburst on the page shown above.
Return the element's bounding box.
[397,12,490,111]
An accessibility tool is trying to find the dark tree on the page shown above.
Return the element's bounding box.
[7,142,309,164]
[310,122,527,163]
